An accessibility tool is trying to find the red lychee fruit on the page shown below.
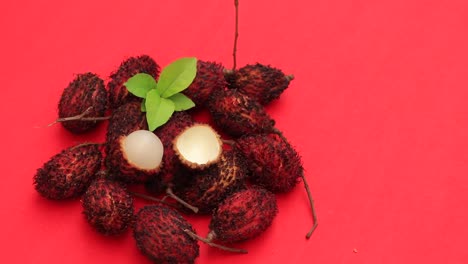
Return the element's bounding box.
[208,89,275,137]
[106,101,147,145]
[82,178,134,235]
[58,72,107,134]
[208,187,278,244]
[235,132,302,193]
[33,143,102,200]
[106,130,163,183]
[230,63,293,105]
[133,205,200,264]
[108,55,160,109]
[184,60,227,107]
[172,149,248,214]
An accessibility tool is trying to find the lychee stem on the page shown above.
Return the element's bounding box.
[183,229,248,254]
[286,74,295,81]
[232,0,239,70]
[166,187,199,213]
[221,139,236,146]
[70,142,104,150]
[272,128,318,239]
[48,106,110,127]
[130,191,175,208]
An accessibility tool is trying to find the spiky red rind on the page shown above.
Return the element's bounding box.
[108,55,160,109]
[33,144,102,200]
[236,133,303,193]
[209,187,278,243]
[234,63,292,105]
[133,205,200,264]
[208,89,275,137]
[106,137,160,183]
[106,101,148,145]
[184,60,227,107]
[172,149,248,214]
[58,72,107,134]
[82,178,134,235]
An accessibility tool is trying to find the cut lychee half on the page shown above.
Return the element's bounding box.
[173,124,223,169]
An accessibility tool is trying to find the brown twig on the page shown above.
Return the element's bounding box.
[130,191,175,208]
[166,187,199,213]
[183,229,248,254]
[232,0,239,70]
[48,106,110,127]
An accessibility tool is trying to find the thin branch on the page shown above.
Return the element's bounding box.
[130,191,175,208]
[48,106,110,127]
[183,229,248,254]
[232,0,239,70]
[302,173,318,239]
[166,187,199,213]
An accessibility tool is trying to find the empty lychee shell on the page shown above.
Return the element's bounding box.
[173,124,222,169]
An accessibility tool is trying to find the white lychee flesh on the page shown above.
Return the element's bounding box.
[174,124,222,168]
[122,130,163,170]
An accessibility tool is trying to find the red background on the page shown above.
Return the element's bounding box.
[1,0,467,263]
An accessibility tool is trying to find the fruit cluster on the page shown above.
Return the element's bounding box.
[34,55,317,263]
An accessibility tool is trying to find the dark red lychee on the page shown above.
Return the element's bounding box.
[235,132,303,193]
[208,187,278,244]
[208,89,275,137]
[106,101,147,145]
[33,143,102,200]
[230,63,293,105]
[184,60,227,107]
[133,205,199,264]
[82,178,134,235]
[172,149,247,214]
[58,72,107,134]
[108,55,160,109]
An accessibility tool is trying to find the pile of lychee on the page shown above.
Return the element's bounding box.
[34,55,317,263]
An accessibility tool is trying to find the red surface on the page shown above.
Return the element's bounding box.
[1,0,467,263]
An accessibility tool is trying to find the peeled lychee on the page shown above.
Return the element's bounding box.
[208,187,278,244]
[230,63,293,105]
[33,143,102,200]
[184,60,227,107]
[173,123,223,169]
[108,55,160,109]
[133,205,199,264]
[58,72,107,134]
[235,132,302,193]
[106,130,163,183]
[172,149,247,214]
[82,178,134,235]
[208,89,275,137]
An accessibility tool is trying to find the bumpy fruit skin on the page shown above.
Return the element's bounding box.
[106,136,160,183]
[82,178,134,235]
[173,149,247,214]
[235,132,303,193]
[145,112,195,194]
[208,89,275,137]
[133,205,199,264]
[58,72,107,134]
[184,60,227,107]
[106,101,147,144]
[209,187,278,243]
[108,55,160,109]
[34,144,102,200]
[232,63,292,105]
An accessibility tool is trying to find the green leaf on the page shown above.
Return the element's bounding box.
[157,57,197,98]
[168,93,195,111]
[124,73,157,98]
[145,89,175,131]
[141,98,147,112]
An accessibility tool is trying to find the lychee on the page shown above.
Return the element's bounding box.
[208,89,275,137]
[230,63,293,105]
[33,143,102,200]
[183,60,227,107]
[106,130,163,183]
[108,55,160,109]
[172,149,247,214]
[106,101,148,145]
[58,72,107,134]
[208,187,278,244]
[133,205,199,264]
[82,178,134,235]
[235,132,302,193]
